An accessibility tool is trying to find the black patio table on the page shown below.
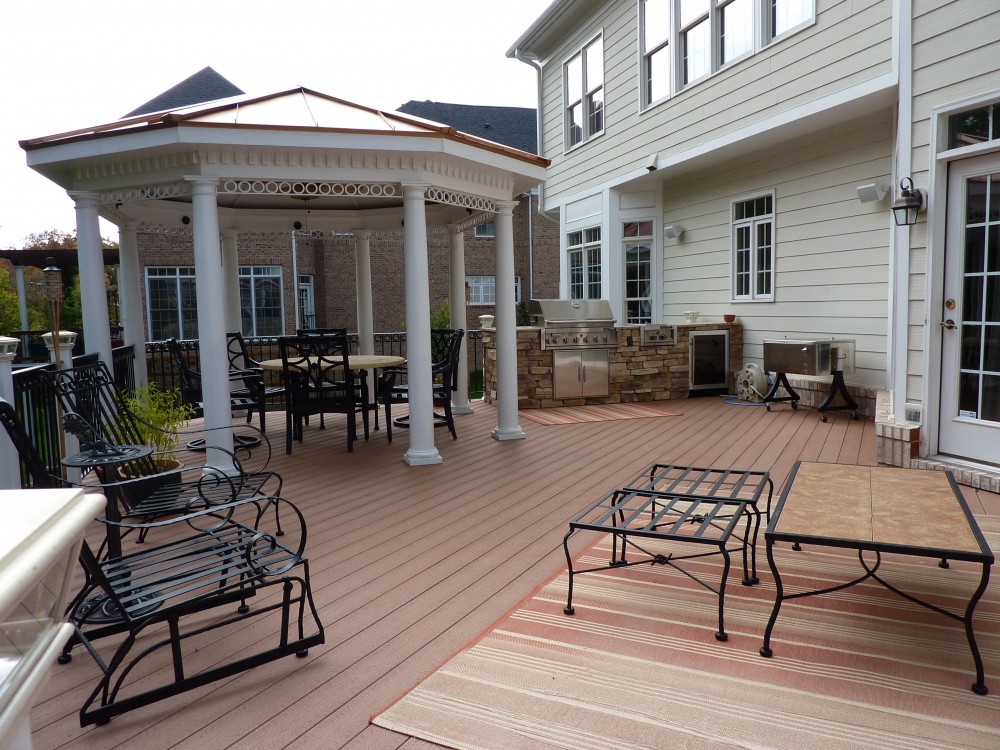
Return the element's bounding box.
[562,480,754,642]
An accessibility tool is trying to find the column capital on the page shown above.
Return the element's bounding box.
[495,200,518,215]
[400,182,430,198]
[67,190,100,208]
[185,176,220,194]
[221,227,240,240]
[353,229,372,241]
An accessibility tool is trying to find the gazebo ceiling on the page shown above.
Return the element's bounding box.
[21,87,548,233]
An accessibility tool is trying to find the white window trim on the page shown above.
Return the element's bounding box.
[639,0,815,111]
[467,274,522,306]
[730,190,776,302]
[567,226,603,300]
[563,31,605,151]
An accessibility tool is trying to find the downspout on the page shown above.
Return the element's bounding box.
[890,0,913,422]
[513,50,558,226]
[291,231,300,332]
[527,190,534,300]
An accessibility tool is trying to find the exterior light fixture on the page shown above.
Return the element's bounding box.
[663,224,684,239]
[891,178,924,226]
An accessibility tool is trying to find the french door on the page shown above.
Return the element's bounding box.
[939,155,1000,463]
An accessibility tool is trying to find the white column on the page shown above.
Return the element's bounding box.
[0,338,21,489]
[354,230,375,354]
[221,228,241,334]
[71,191,113,368]
[14,267,28,330]
[118,221,149,387]
[492,201,525,441]
[354,230,378,411]
[448,225,472,413]
[401,184,441,465]
[188,178,235,468]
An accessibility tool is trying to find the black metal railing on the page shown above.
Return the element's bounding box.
[144,330,484,400]
[8,332,484,487]
[10,362,61,484]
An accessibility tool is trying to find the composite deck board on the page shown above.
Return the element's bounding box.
[29,397,994,750]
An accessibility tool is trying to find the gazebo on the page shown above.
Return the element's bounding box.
[20,87,548,467]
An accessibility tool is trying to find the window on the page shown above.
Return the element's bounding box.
[949,102,1000,149]
[641,0,810,102]
[146,267,198,341]
[239,266,284,336]
[732,194,775,301]
[565,35,604,148]
[467,275,522,306]
[474,220,495,238]
[642,0,671,106]
[568,228,602,299]
[298,275,315,330]
[623,221,653,324]
[771,0,812,37]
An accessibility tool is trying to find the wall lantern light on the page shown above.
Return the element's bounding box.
[891,178,924,226]
[663,224,684,239]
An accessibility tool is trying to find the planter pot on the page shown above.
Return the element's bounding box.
[723,314,736,323]
[479,315,495,329]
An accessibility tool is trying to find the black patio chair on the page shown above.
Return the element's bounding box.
[0,396,324,728]
[47,360,282,548]
[226,331,286,430]
[168,338,271,436]
[278,332,370,454]
[381,328,464,442]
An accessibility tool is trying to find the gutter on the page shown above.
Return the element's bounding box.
[512,49,559,226]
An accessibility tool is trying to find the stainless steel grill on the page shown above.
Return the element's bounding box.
[527,299,618,350]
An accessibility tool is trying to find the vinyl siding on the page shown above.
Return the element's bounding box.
[659,111,894,387]
[538,0,894,209]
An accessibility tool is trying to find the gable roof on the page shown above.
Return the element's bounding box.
[123,66,245,118]
[396,101,538,155]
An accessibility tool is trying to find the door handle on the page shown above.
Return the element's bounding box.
[940,319,957,330]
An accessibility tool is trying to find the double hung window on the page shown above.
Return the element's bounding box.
[565,36,604,148]
[732,194,774,301]
[467,275,522,306]
[568,228,602,300]
[239,266,284,336]
[640,0,811,103]
[298,274,316,330]
[146,267,198,341]
[623,221,653,324]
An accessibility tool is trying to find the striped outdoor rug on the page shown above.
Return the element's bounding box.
[374,518,1000,749]
[519,403,681,425]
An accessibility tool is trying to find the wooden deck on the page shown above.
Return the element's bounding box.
[31,397,1000,750]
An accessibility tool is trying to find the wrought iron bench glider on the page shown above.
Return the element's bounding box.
[63,495,325,726]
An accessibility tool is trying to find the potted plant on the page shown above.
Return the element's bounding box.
[119,383,194,471]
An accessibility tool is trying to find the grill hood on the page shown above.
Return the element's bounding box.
[527,299,616,326]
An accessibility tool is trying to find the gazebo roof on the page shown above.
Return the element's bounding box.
[20,87,548,233]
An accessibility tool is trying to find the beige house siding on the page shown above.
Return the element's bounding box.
[659,110,894,388]
[907,0,1000,406]
[538,0,894,210]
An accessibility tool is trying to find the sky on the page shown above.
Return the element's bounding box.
[0,0,553,249]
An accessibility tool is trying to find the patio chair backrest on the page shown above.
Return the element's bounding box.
[0,396,61,489]
[48,360,160,478]
[296,328,348,337]
[278,333,359,402]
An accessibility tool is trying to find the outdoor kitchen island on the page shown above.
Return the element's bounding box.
[481,302,743,409]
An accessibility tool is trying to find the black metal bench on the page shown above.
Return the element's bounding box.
[0,395,325,727]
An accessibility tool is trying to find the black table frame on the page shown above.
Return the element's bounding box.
[759,462,994,695]
[563,479,756,641]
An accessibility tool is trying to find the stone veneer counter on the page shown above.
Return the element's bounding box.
[482,323,743,408]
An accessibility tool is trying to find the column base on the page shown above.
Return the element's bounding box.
[404,448,443,466]
[452,402,475,415]
[492,426,526,441]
